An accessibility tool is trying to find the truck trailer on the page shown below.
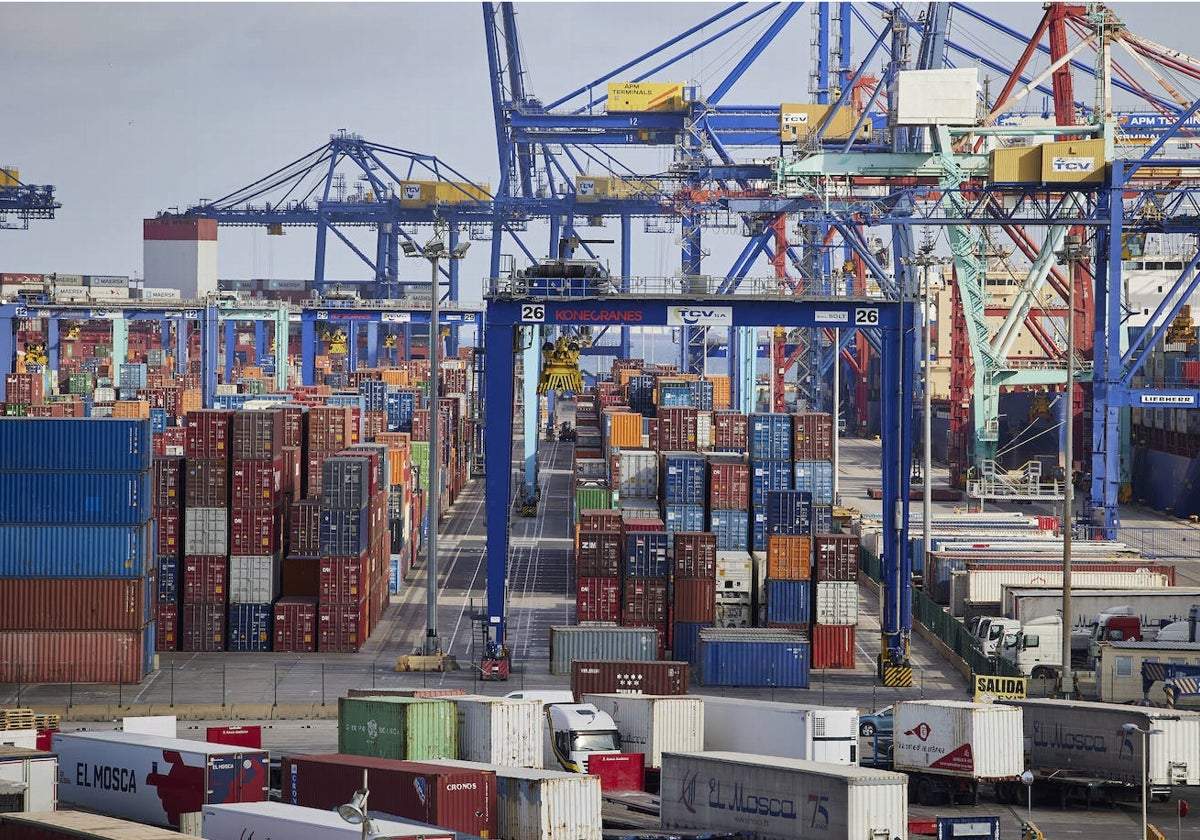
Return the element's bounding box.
[699,695,858,765]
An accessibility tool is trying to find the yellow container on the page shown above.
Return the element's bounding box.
[112,399,150,419]
[608,411,643,449]
[0,168,18,187]
[1040,138,1107,183]
[399,180,489,207]
[607,81,688,113]
[576,175,661,202]
[381,369,409,387]
[181,389,203,416]
[706,375,731,409]
[780,104,864,142]
[990,144,1042,183]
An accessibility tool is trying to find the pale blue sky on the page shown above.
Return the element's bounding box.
[1,2,1187,295]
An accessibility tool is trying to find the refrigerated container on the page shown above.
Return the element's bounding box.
[660,751,907,840]
[700,696,858,765]
[52,731,268,829]
[582,694,703,769]
[200,802,454,839]
[0,745,57,811]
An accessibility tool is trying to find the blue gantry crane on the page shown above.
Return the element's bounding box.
[0,167,59,230]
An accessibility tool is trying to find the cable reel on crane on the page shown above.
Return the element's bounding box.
[537,334,583,394]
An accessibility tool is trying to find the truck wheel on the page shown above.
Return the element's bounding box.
[917,777,936,807]
[1032,666,1052,680]
[994,782,1011,805]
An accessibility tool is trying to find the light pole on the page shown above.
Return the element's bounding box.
[337,768,381,840]
[403,227,470,656]
[1021,768,1034,825]
[1124,722,1164,840]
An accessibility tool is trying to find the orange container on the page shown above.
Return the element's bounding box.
[112,399,150,419]
[706,375,731,409]
[181,389,203,415]
[766,534,812,580]
[608,411,643,449]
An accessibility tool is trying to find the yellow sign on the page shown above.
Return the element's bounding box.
[973,674,1027,702]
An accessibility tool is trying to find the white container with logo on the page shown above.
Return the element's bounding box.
[892,700,1023,780]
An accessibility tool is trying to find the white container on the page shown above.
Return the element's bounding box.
[184,507,229,555]
[93,386,116,403]
[452,695,543,767]
[86,275,130,287]
[715,551,752,592]
[583,694,703,770]
[0,729,38,749]
[892,700,1024,779]
[228,555,280,604]
[423,758,601,840]
[201,801,453,839]
[53,731,268,829]
[967,569,1169,604]
[815,580,859,625]
[87,286,132,300]
[615,449,658,499]
[695,410,712,449]
[0,745,57,811]
[713,601,751,628]
[700,697,858,765]
[142,287,183,301]
[894,68,980,126]
[54,285,89,302]
[661,751,907,839]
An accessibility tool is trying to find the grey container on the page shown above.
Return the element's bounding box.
[228,554,281,604]
[321,456,371,510]
[549,626,659,676]
[184,507,228,555]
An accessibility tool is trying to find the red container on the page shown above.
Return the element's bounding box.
[673,531,717,578]
[622,577,668,624]
[320,554,368,602]
[156,602,178,652]
[811,623,856,669]
[579,509,623,532]
[318,599,367,652]
[570,659,688,702]
[281,754,496,839]
[0,630,149,683]
[156,510,181,556]
[231,457,285,509]
[162,425,185,452]
[184,457,229,508]
[272,404,308,448]
[657,406,699,451]
[672,577,715,623]
[185,409,234,458]
[181,602,225,652]
[1184,360,1200,385]
[273,596,318,652]
[588,752,646,793]
[0,578,148,631]
[305,452,328,500]
[307,405,356,452]
[153,455,185,509]
[712,410,748,451]
[207,725,263,749]
[281,556,320,598]
[813,533,859,581]
[289,499,322,556]
[230,507,281,556]
[4,373,45,406]
[232,409,284,460]
[280,445,301,496]
[708,459,750,510]
[622,517,665,534]
[792,412,834,460]
[182,555,227,603]
[577,531,622,577]
[576,576,621,622]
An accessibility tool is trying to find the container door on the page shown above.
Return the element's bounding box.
[206,752,269,804]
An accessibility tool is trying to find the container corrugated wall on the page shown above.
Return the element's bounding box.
[337,697,458,761]
[893,700,1024,779]
[583,694,703,769]
[0,628,153,683]
[660,751,907,840]
[424,759,602,840]
[0,578,150,630]
[0,417,151,472]
[452,696,543,767]
[0,524,151,577]
[700,628,810,687]
[549,626,659,675]
[0,471,152,524]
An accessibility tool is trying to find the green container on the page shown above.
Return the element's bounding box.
[410,441,430,490]
[94,344,110,357]
[3,404,28,417]
[337,696,457,760]
[574,486,613,522]
[67,373,94,395]
[239,378,266,395]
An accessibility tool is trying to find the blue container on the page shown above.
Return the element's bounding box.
[319,507,371,557]
[142,622,156,675]
[765,579,812,625]
[227,603,274,652]
[661,453,706,505]
[118,363,148,390]
[386,390,420,432]
[156,556,179,603]
[749,413,792,460]
[658,382,693,408]
[793,460,834,504]
[627,375,655,415]
[700,632,810,687]
[323,373,348,388]
[672,621,712,664]
[709,509,750,551]
[0,418,151,472]
[766,490,813,536]
[149,408,168,434]
[663,503,706,541]
[358,379,388,412]
[326,393,365,409]
[811,504,833,535]
[321,457,372,509]
[117,388,140,402]
[212,393,253,410]
[750,459,793,507]
[625,530,669,577]
[0,523,151,577]
[389,557,401,595]
[688,379,714,411]
[0,471,152,525]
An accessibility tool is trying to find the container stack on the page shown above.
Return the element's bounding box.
[318,451,375,652]
[670,531,717,664]
[576,509,622,623]
[227,411,286,652]
[748,413,793,552]
[0,418,155,683]
[182,409,232,652]
[152,454,184,651]
[621,514,670,658]
[811,533,860,668]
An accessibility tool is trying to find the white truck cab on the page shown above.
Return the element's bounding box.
[544,703,622,772]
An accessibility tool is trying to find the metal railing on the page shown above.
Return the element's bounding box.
[487,273,889,300]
